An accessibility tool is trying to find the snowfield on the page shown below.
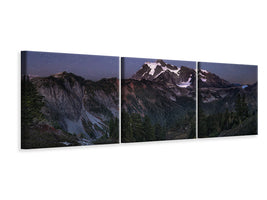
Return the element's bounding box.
[177,76,192,88]
[144,61,180,77]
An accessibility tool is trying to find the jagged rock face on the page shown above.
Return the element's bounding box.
[122,79,195,127]
[198,68,257,111]
[32,72,84,121]
[198,68,257,114]
[132,60,196,88]
[31,72,119,140]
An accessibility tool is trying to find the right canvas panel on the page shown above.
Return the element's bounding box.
[198,62,258,138]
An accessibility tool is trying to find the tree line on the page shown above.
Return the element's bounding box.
[108,117,119,140]
[122,110,166,142]
[198,94,255,137]
[21,76,44,129]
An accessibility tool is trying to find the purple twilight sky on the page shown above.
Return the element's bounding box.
[22,51,119,81]
[199,62,258,85]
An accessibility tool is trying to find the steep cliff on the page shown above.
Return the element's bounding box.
[22,72,119,148]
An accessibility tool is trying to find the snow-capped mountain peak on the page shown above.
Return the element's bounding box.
[133,60,181,79]
[132,60,196,88]
[144,61,180,77]
[144,61,162,76]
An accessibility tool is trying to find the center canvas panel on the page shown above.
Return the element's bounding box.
[21,51,119,149]
[121,57,196,143]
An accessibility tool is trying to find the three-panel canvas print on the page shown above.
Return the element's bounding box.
[21,51,258,149]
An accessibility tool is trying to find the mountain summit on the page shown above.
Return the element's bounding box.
[198,69,233,88]
[132,60,196,88]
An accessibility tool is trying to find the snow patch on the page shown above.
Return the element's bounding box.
[203,96,217,103]
[162,66,180,75]
[144,62,180,77]
[169,96,176,101]
[145,62,160,75]
[201,69,208,73]
[59,141,71,146]
[78,138,93,145]
[242,85,248,89]
[201,78,207,82]
[177,76,192,88]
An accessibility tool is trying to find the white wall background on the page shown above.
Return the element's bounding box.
[0,0,266,200]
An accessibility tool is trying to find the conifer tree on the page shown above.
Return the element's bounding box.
[154,123,165,140]
[109,117,119,140]
[131,113,145,142]
[235,94,249,123]
[198,108,208,137]
[21,76,44,128]
[121,110,134,142]
[143,115,155,141]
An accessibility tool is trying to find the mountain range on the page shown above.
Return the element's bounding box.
[198,68,257,111]
[21,60,257,147]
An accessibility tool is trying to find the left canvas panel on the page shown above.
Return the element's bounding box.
[21,51,119,149]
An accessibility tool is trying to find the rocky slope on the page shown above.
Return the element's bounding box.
[198,69,257,113]
[122,79,195,125]
[198,69,233,88]
[30,72,119,144]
